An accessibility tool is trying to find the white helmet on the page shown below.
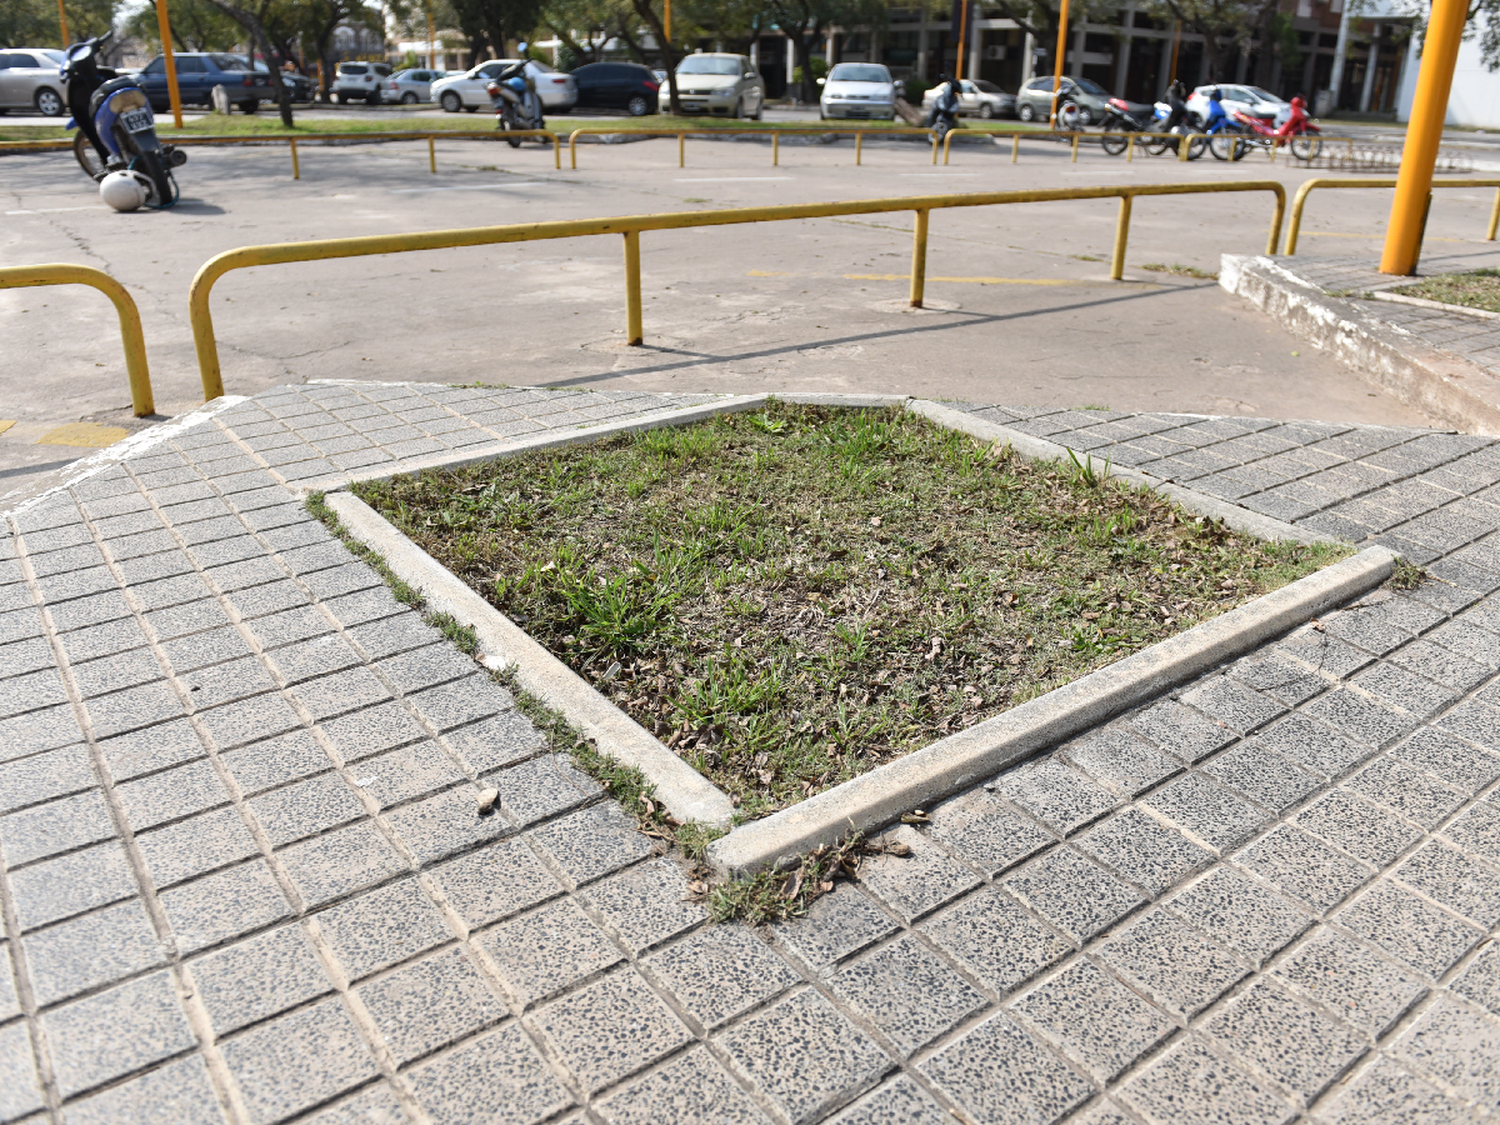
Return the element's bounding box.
[99,170,151,212]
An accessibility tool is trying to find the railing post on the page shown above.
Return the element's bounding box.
[428,136,436,174]
[1127,133,1134,162]
[910,209,929,308]
[931,135,938,165]
[856,131,863,165]
[1111,194,1133,280]
[774,131,780,167]
[551,132,560,170]
[678,133,685,168]
[570,130,580,170]
[289,137,299,180]
[944,130,955,165]
[1071,132,1079,162]
[1488,187,1500,240]
[1178,133,1189,161]
[1012,134,1019,163]
[623,229,644,345]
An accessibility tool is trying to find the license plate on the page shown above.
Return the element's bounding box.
[121,107,153,133]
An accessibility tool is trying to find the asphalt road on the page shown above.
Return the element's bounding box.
[2,120,1493,504]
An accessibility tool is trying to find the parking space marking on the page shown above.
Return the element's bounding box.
[844,272,1160,288]
[389,182,545,193]
[5,206,99,215]
[0,421,15,437]
[673,177,793,182]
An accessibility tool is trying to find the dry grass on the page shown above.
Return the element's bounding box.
[1392,268,1500,313]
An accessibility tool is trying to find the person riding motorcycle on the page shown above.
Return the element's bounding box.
[1162,79,1189,132]
[1202,87,1229,132]
[1276,94,1309,140]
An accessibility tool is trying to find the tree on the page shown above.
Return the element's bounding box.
[2,0,118,47]
[201,0,298,123]
[762,0,887,103]
[446,0,544,60]
[124,0,243,53]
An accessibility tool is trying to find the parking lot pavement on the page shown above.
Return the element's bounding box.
[2,379,1499,1123]
[6,133,1474,502]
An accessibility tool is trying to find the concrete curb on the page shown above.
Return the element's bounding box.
[708,544,1397,876]
[907,399,1339,547]
[1219,254,1500,436]
[1370,289,1500,321]
[325,491,737,828]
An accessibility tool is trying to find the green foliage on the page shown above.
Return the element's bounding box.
[124,0,244,52]
[3,0,117,47]
[791,55,828,85]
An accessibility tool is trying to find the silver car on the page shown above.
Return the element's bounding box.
[819,62,896,120]
[431,59,577,112]
[0,48,67,116]
[922,78,1016,119]
[671,53,764,118]
[385,67,448,104]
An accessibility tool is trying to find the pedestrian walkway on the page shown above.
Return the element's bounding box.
[2,380,1498,1124]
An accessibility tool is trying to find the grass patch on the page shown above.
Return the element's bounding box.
[355,403,1345,819]
[1391,268,1500,313]
[1389,559,1428,590]
[1140,262,1218,280]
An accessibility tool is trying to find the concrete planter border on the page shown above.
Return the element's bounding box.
[323,392,1395,876]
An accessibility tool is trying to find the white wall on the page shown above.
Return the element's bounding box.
[1398,13,1500,126]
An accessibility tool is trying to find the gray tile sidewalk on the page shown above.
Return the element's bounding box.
[2,381,1499,1124]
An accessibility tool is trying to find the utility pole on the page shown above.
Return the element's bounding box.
[955,0,969,81]
[56,0,70,45]
[1050,0,1070,123]
[1380,0,1466,274]
[156,0,184,129]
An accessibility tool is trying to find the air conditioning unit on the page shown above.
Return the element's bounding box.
[984,44,1006,60]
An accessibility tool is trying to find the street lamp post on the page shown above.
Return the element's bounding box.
[1050,0,1071,124]
[155,0,185,129]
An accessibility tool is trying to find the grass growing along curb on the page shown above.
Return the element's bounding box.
[1390,559,1429,590]
[1391,268,1500,313]
[1141,262,1218,280]
[356,402,1348,819]
[308,488,849,923]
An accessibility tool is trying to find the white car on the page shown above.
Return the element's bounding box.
[332,61,392,105]
[819,62,895,120]
[431,59,576,113]
[1187,83,1287,124]
[921,78,1016,119]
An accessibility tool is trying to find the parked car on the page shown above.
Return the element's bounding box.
[0,48,66,115]
[921,77,1015,119]
[250,62,314,102]
[133,52,271,113]
[570,61,659,116]
[818,62,895,120]
[332,61,392,104]
[431,59,576,112]
[1186,83,1288,124]
[1015,75,1110,124]
[671,52,764,118]
[386,67,447,103]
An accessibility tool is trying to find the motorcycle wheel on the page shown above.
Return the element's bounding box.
[931,118,951,144]
[498,113,523,148]
[1100,125,1129,156]
[1289,135,1322,161]
[1056,101,1081,131]
[1209,131,1246,161]
[1184,134,1208,161]
[73,132,106,181]
[131,150,177,208]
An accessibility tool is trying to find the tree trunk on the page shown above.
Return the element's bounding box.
[203,0,294,125]
[794,28,822,104]
[628,0,681,112]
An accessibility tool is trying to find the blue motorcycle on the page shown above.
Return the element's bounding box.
[486,51,544,148]
[63,34,185,206]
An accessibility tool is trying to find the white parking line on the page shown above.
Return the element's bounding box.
[673,177,793,182]
[5,206,98,214]
[389,182,544,193]
[897,172,981,176]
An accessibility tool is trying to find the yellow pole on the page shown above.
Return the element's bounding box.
[910,209,929,307]
[156,0,184,130]
[429,136,436,172]
[1127,133,1134,161]
[1381,0,1467,274]
[955,0,969,82]
[774,131,780,166]
[1169,21,1181,82]
[665,0,671,41]
[678,132,684,167]
[1071,132,1078,162]
[1488,187,1500,240]
[56,0,70,45]
[1050,0,1071,125]
[1012,133,1019,162]
[856,131,862,165]
[624,230,643,345]
[289,137,299,178]
[1111,194,1132,279]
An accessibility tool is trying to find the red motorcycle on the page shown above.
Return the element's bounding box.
[1229,95,1322,161]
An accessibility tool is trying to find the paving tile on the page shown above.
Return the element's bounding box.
[248,773,368,847]
[1315,1054,1470,1125]
[1076,807,1215,897]
[1002,846,1145,944]
[219,730,332,796]
[719,989,891,1125]
[160,859,294,954]
[1252,713,1376,780]
[528,803,654,889]
[0,1014,43,1120]
[1010,957,1174,1082]
[1178,675,1287,735]
[0,942,18,1021]
[1343,753,1467,829]
[191,923,335,1035]
[382,783,513,865]
[827,934,987,1057]
[0,704,84,760]
[81,680,187,740]
[1061,726,1181,798]
[644,923,798,1032]
[407,1023,572,1125]
[919,1010,1091,1125]
[440,711,547,773]
[1337,881,1484,981]
[1274,626,1377,680]
[198,693,304,751]
[159,627,256,674]
[0,789,116,867]
[277,820,410,908]
[1125,700,1236,764]
[1350,662,1458,721]
[1203,978,1366,1103]
[1273,930,1426,1038]
[1300,687,1422,752]
[924,787,1053,877]
[1293,789,1423,867]
[1391,726,1500,793]
[289,667,393,722]
[1160,866,1310,967]
[581,857,708,956]
[263,633,364,685]
[1139,771,1268,854]
[356,742,469,810]
[533,967,691,1094]
[321,700,429,762]
[990,757,1118,836]
[1394,841,1500,928]
[1225,649,1330,708]
[407,675,512,732]
[220,996,381,1125]
[60,1051,226,1125]
[489,754,600,828]
[1454,942,1500,1016]
[314,878,451,981]
[850,823,985,923]
[1199,741,1322,815]
[1118,1039,1295,1125]
[478,898,623,1008]
[1387,643,1494,700]
[1234,826,1373,915]
[358,946,505,1065]
[428,837,562,930]
[375,643,478,695]
[69,649,164,700]
[42,970,196,1098]
[1391,994,1500,1105]
[1097,907,1248,1019]
[595,1045,772,1125]
[116,758,232,834]
[772,885,900,973]
[10,841,138,930]
[56,617,149,665]
[23,897,164,1007]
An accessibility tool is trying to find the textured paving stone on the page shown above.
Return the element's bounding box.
[1098,908,1248,1020]
[10,841,138,930]
[827,934,987,1057]
[1336,881,1485,982]
[479,898,624,1008]
[358,946,505,1065]
[277,820,410,907]
[1010,957,1174,1082]
[990,757,1118,836]
[1234,826,1374,915]
[23,897,164,1006]
[580,858,708,956]
[1203,978,1366,1102]
[1273,930,1426,1038]
[1076,807,1216,897]
[773,886,900,972]
[159,859,293,954]
[59,1051,226,1125]
[42,970,196,1099]
[429,837,562,930]
[1390,994,1500,1106]
[1119,1039,1295,1125]
[1003,846,1145,944]
[924,788,1053,877]
[856,827,983,923]
[595,1046,772,1125]
[532,968,692,1094]
[1315,1054,1470,1125]
[313,878,451,980]
[644,924,799,1032]
[191,923,334,1035]
[919,1010,1092,1125]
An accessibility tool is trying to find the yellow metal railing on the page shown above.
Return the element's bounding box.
[187,181,1286,398]
[1283,176,1500,254]
[0,264,155,416]
[565,126,945,170]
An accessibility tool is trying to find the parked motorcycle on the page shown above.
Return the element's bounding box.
[1098,97,1204,159]
[926,76,961,143]
[1229,97,1323,160]
[487,51,544,147]
[63,33,185,208]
